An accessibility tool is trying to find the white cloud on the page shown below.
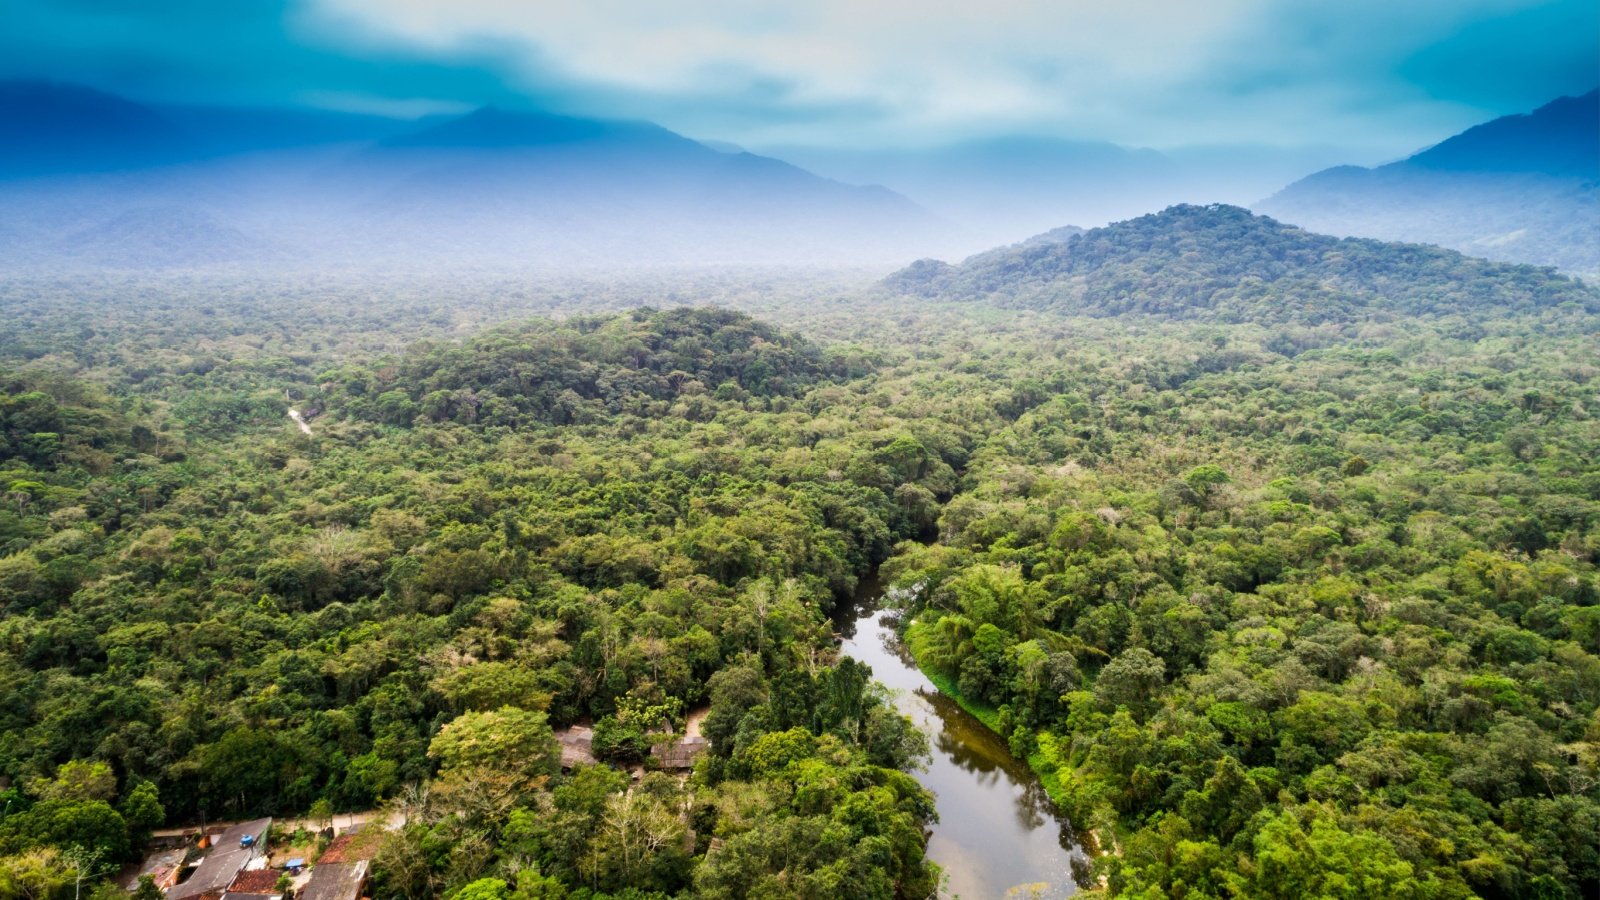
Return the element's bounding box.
[303,0,1588,150]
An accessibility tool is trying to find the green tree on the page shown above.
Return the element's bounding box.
[132,874,164,900]
[452,878,509,900]
[0,847,70,900]
[307,798,334,833]
[1182,464,1231,504]
[4,800,129,863]
[428,707,560,784]
[31,762,116,805]
[1244,809,1451,900]
[1094,647,1167,715]
[119,783,164,846]
[703,665,767,756]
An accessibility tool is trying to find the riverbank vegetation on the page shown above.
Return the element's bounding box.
[0,291,966,898]
[884,307,1600,897]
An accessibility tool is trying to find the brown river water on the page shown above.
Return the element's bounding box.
[837,582,1090,899]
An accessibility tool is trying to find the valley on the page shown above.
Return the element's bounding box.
[1,15,1598,893]
[2,205,1598,898]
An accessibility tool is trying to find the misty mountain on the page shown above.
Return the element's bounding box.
[0,79,453,173]
[0,204,276,270]
[329,106,954,266]
[766,138,1358,249]
[152,102,432,156]
[883,204,1597,324]
[0,80,191,176]
[56,206,272,268]
[1258,91,1600,278]
[381,105,698,153]
[770,138,1179,246]
[1406,91,1599,176]
[0,83,957,270]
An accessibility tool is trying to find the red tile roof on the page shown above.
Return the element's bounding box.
[317,830,383,864]
[228,869,282,894]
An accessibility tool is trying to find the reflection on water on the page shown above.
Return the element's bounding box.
[838,592,1089,899]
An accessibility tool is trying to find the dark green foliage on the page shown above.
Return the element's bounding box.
[1,238,1597,897]
[0,798,129,862]
[890,283,1600,897]
[328,307,849,428]
[0,285,950,898]
[884,203,1598,324]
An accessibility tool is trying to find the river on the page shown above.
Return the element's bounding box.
[838,579,1089,899]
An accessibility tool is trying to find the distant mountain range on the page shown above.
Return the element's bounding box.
[883,204,1598,325]
[1258,91,1600,278]
[0,80,954,270]
[765,138,1363,247]
[770,139,1177,243]
[0,80,190,175]
[5,80,1597,275]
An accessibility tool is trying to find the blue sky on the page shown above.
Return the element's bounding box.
[5,0,1596,155]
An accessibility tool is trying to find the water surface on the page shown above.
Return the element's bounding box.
[838,589,1088,898]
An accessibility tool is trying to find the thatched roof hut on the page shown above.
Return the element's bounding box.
[556,724,597,768]
[651,735,708,770]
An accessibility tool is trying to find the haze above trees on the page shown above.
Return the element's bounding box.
[1,82,1594,276]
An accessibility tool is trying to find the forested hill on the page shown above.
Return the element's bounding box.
[0,297,956,897]
[2,268,1599,896]
[883,204,1597,323]
[323,307,859,428]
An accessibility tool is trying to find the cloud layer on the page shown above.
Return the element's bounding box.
[6,0,1596,154]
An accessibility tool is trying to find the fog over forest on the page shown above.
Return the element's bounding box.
[1,3,1598,900]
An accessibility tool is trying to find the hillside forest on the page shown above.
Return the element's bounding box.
[0,207,1597,899]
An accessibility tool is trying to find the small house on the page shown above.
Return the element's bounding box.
[122,847,187,892]
[316,827,382,865]
[556,725,597,769]
[299,861,369,900]
[167,819,272,900]
[221,868,283,900]
[651,735,709,770]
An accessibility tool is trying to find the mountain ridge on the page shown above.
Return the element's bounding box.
[1257,90,1599,278]
[0,81,957,268]
[1406,90,1599,176]
[0,80,190,176]
[883,203,1597,324]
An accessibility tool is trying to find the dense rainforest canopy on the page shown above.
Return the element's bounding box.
[0,206,1598,899]
[884,204,1598,324]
